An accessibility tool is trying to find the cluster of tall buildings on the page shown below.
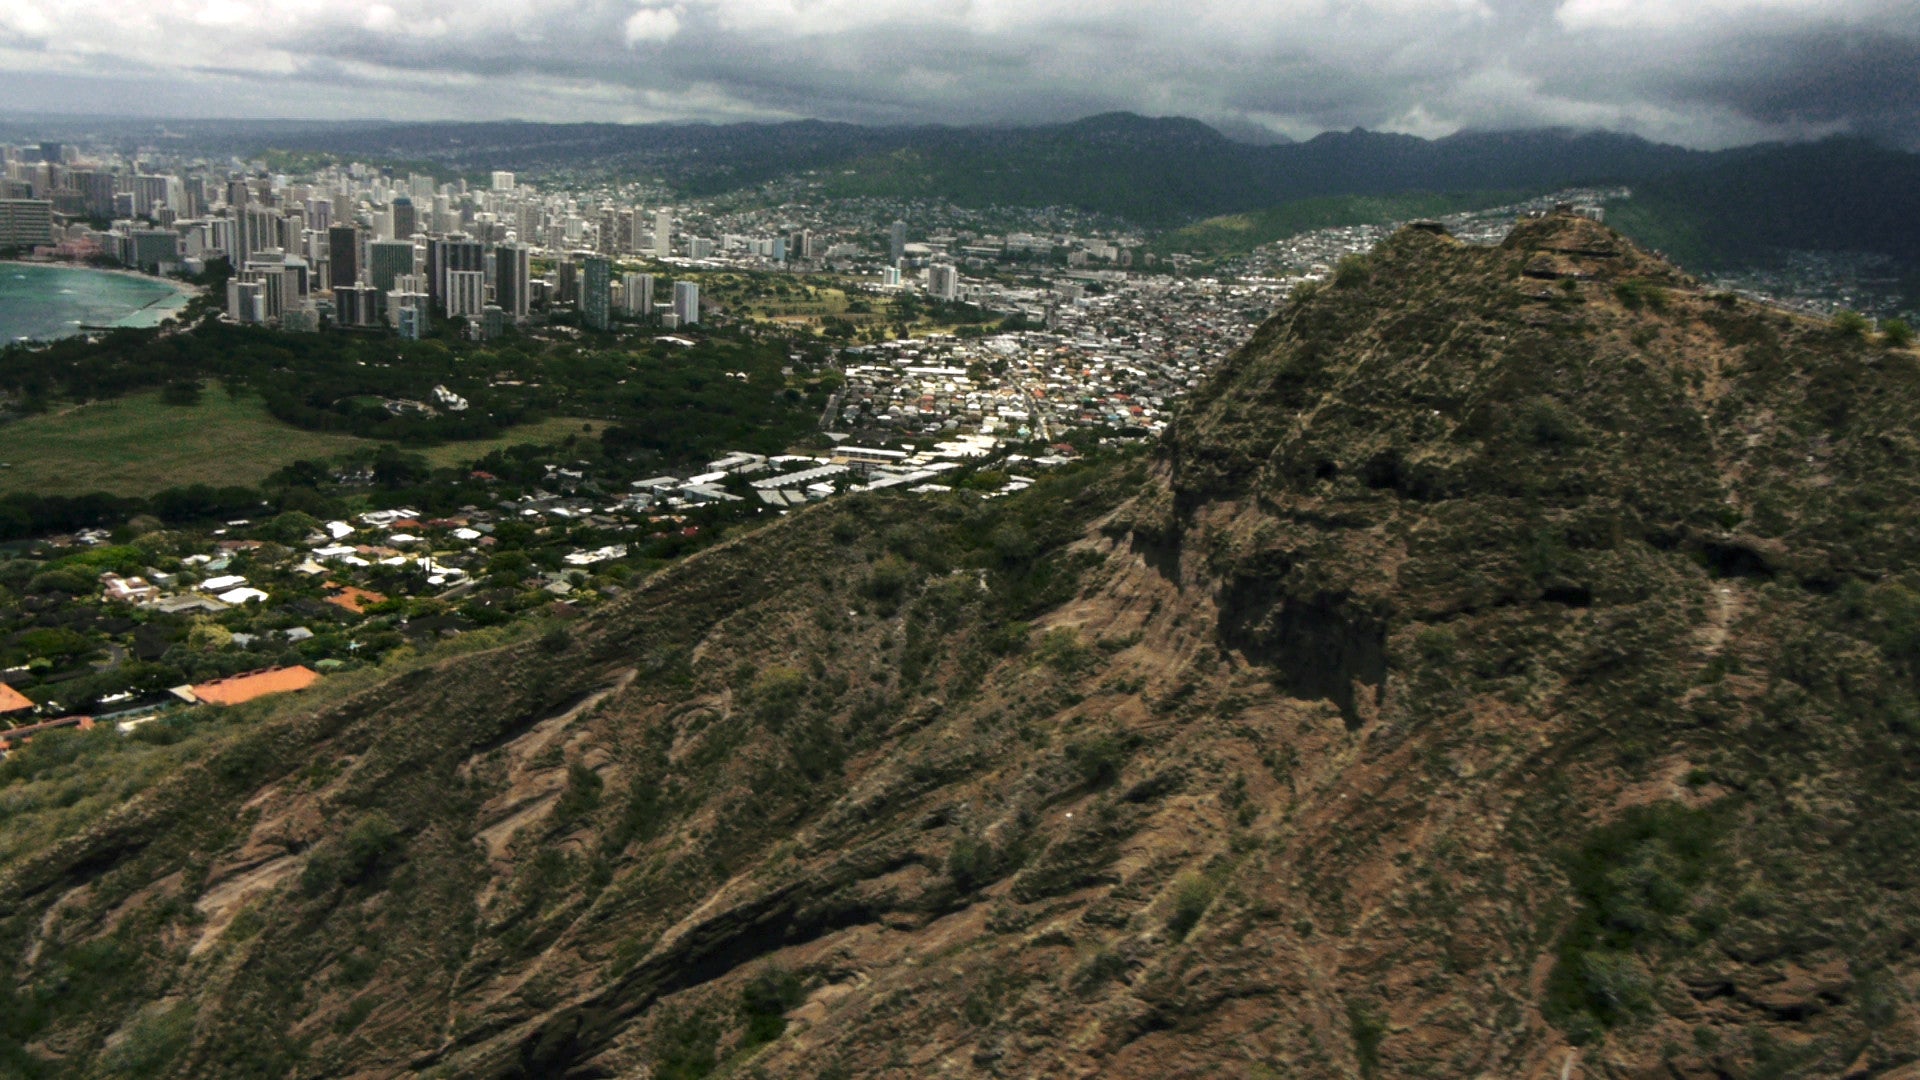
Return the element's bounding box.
[1,144,709,337]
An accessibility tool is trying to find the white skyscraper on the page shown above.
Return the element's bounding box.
[490,171,515,193]
[653,209,672,258]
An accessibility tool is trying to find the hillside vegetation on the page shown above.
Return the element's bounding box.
[3,215,1918,1079]
[1606,137,1920,280]
[1147,190,1523,259]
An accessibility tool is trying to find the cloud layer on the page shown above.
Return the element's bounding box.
[0,0,1915,147]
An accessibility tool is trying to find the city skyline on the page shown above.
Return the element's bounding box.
[0,0,1915,150]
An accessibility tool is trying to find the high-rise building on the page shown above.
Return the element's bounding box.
[490,171,515,193]
[68,170,115,218]
[388,281,429,335]
[234,205,281,263]
[130,229,179,273]
[580,255,612,330]
[426,236,484,313]
[0,199,54,249]
[928,263,958,301]
[653,209,672,258]
[368,240,416,294]
[328,225,360,289]
[621,272,654,316]
[628,208,649,254]
[672,280,700,325]
[226,278,266,324]
[131,175,170,218]
[688,237,714,260]
[391,196,417,239]
[331,284,382,327]
[890,220,906,266]
[445,269,487,320]
[556,259,578,305]
[494,242,531,320]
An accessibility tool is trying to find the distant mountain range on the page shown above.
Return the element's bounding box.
[253,112,1718,225]
[246,113,1920,287]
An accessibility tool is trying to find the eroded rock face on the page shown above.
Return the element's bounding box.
[5,215,1919,1079]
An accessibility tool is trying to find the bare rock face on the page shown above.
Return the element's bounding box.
[5,214,1919,1079]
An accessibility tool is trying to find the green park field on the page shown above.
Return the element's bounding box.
[0,390,596,497]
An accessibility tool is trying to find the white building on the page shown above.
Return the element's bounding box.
[623,272,655,316]
[653,208,672,258]
[445,269,486,319]
[928,263,958,301]
[672,280,700,325]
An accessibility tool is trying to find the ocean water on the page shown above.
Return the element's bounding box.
[0,263,190,343]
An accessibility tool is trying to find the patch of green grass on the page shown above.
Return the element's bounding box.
[0,388,373,496]
[413,415,603,469]
[0,388,599,494]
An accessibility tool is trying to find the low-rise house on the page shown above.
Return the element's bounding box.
[100,573,160,604]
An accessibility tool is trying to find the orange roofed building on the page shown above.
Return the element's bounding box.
[0,683,34,717]
[324,583,387,614]
[189,666,320,706]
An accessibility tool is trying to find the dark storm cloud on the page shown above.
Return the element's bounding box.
[0,0,1914,148]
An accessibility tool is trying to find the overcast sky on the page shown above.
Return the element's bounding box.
[1,0,1915,148]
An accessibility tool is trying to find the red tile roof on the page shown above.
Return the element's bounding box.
[189,666,320,706]
[0,683,33,714]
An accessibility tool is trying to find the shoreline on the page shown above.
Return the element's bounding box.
[2,258,202,336]
[1,257,204,304]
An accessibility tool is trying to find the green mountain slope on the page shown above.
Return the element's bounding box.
[1607,137,1920,273]
[4,215,1920,1079]
[1147,190,1524,258]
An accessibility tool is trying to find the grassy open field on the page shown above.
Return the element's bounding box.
[0,390,600,496]
[415,416,602,468]
[0,390,374,496]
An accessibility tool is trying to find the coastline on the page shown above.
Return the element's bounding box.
[1,258,202,336]
[0,257,203,304]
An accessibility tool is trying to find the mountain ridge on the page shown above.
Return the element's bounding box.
[4,214,1920,1078]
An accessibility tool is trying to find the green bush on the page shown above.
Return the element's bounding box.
[1544,803,1723,1037]
[745,666,808,729]
[1034,626,1097,674]
[1613,278,1669,312]
[947,835,998,892]
[304,812,404,894]
[1065,733,1131,789]
[862,556,913,602]
[1333,255,1372,289]
[1882,318,1914,348]
[737,967,806,1049]
[552,763,604,822]
[650,1007,719,1080]
[1832,309,1872,338]
[1347,998,1387,1078]
[1071,949,1128,997]
[1166,873,1217,941]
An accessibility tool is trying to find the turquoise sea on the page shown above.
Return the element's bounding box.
[0,262,191,343]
